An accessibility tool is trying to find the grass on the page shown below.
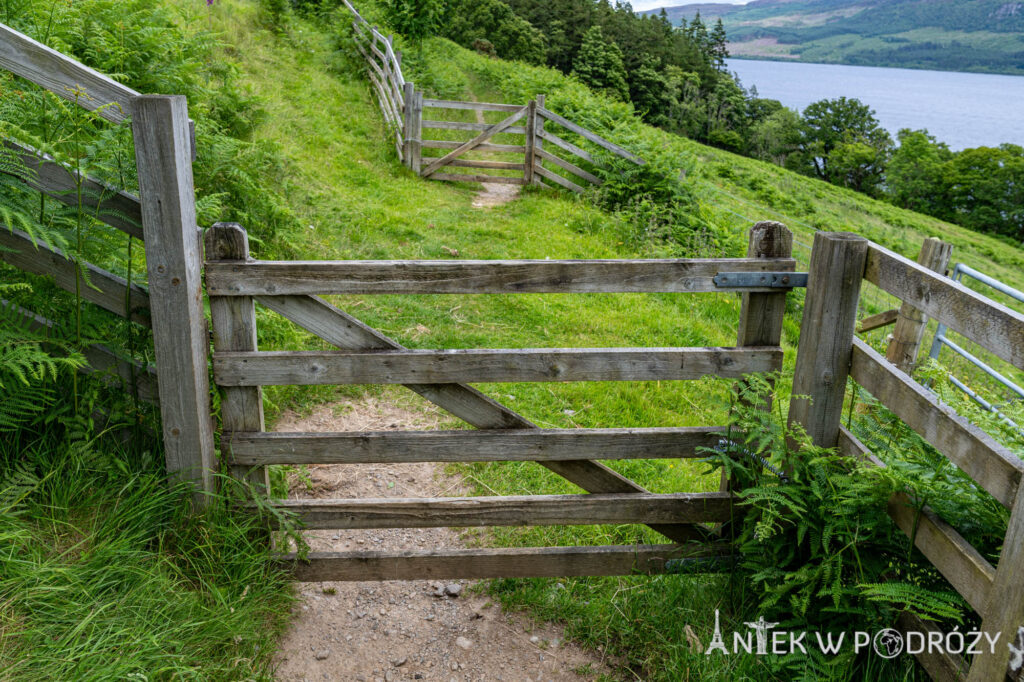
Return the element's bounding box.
[180,3,1024,679]
[6,0,1020,678]
[0,416,294,681]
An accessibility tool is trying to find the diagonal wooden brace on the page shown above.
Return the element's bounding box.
[256,294,711,543]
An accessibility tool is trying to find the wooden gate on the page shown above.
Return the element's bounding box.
[204,221,797,582]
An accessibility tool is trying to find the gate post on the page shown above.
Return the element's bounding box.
[788,232,868,451]
[403,84,422,175]
[885,237,952,374]
[205,223,269,491]
[524,99,537,185]
[533,94,545,185]
[132,95,216,503]
[723,221,792,494]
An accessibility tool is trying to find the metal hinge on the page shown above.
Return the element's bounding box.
[713,272,808,289]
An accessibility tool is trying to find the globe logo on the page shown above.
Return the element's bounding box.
[873,629,904,659]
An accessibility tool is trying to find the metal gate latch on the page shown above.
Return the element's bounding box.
[712,272,809,289]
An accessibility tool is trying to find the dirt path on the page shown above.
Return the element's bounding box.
[471,108,521,210]
[272,395,611,682]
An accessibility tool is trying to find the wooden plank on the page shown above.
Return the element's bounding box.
[402,82,414,169]
[788,232,868,449]
[268,492,733,529]
[205,223,267,489]
[535,165,584,194]
[410,89,422,173]
[3,299,158,403]
[422,107,528,177]
[0,24,138,124]
[969,487,1024,681]
[422,98,524,112]
[0,225,150,326]
[897,612,971,682]
[536,106,644,164]
[839,425,996,618]
[252,294,712,543]
[281,543,728,582]
[865,242,1024,372]
[226,426,727,465]
[4,139,143,240]
[214,347,782,387]
[421,120,528,135]
[885,238,953,374]
[207,257,796,296]
[857,308,898,334]
[536,148,600,185]
[538,129,596,165]
[430,172,525,185]
[132,96,216,500]
[422,140,525,154]
[850,339,1023,508]
[444,159,525,171]
[533,94,546,185]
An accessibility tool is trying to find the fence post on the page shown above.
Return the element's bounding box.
[524,99,537,185]
[534,94,545,185]
[723,221,793,485]
[403,81,414,170]
[885,237,952,374]
[968,488,1024,681]
[788,232,868,450]
[410,89,422,174]
[204,222,268,490]
[131,95,216,503]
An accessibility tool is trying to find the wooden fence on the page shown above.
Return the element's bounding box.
[0,23,214,499]
[4,18,1024,682]
[343,1,643,192]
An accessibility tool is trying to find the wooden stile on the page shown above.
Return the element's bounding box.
[885,238,953,374]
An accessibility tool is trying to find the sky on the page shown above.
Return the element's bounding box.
[630,0,751,11]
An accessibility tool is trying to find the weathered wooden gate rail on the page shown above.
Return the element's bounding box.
[341,0,643,191]
[205,220,795,580]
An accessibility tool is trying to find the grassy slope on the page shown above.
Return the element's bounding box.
[205,4,1020,679]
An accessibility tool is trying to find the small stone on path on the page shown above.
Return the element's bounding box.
[455,636,473,650]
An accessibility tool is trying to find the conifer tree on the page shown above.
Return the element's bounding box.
[572,25,629,101]
[710,18,729,69]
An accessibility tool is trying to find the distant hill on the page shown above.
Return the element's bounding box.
[643,0,1024,74]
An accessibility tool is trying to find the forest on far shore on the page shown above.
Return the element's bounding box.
[428,0,1024,243]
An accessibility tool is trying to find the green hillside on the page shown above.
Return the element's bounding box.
[2,0,1022,679]
[650,0,1024,74]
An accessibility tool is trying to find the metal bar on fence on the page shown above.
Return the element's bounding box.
[928,263,1024,434]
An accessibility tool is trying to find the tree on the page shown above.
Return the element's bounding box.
[749,106,802,166]
[383,0,444,44]
[940,144,1024,240]
[441,0,546,65]
[709,18,729,69]
[572,25,629,101]
[796,97,893,191]
[886,129,952,214]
